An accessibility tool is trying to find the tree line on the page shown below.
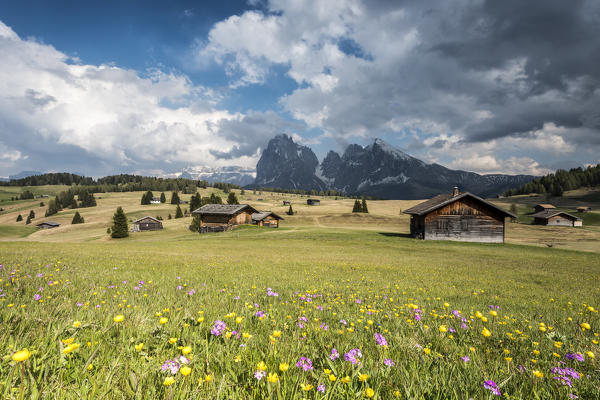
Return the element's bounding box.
[504,164,600,197]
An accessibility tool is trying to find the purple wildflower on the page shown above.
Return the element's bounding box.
[211,320,227,336]
[384,358,395,367]
[34,294,42,301]
[296,357,314,371]
[461,356,470,362]
[37,273,44,278]
[176,285,183,290]
[565,353,585,362]
[187,289,196,296]
[255,310,266,318]
[344,349,362,365]
[483,380,501,396]
[330,348,340,361]
[374,333,388,346]
[317,384,326,393]
[161,359,180,374]
[340,319,347,326]
[254,370,266,380]
[320,323,329,331]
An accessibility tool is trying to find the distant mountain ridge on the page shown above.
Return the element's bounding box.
[178,166,255,186]
[250,134,536,199]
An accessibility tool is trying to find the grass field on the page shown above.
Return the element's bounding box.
[1,187,599,398]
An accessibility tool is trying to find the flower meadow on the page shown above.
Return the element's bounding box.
[0,239,599,399]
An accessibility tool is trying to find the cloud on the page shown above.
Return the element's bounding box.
[0,20,265,175]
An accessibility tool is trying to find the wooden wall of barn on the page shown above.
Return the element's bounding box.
[200,211,252,226]
[422,197,505,243]
[535,215,575,226]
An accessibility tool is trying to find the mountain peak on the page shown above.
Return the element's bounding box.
[369,138,412,161]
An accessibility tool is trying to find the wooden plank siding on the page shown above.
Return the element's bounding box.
[199,211,253,227]
[422,197,505,243]
[534,215,576,226]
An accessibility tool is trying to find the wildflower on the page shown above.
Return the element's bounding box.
[330,348,340,361]
[358,373,369,382]
[204,374,213,383]
[159,317,168,324]
[461,356,470,362]
[483,380,501,396]
[566,353,585,362]
[73,321,81,328]
[532,370,544,378]
[180,366,191,376]
[211,320,227,336]
[365,387,375,398]
[580,322,591,331]
[168,338,178,344]
[317,384,326,393]
[341,376,351,383]
[374,333,388,346]
[384,358,395,366]
[329,374,337,381]
[135,343,144,351]
[279,363,289,372]
[163,376,175,386]
[182,346,192,355]
[301,383,313,391]
[113,315,124,323]
[585,351,594,359]
[296,357,314,371]
[482,327,491,337]
[273,330,282,338]
[63,343,80,354]
[235,316,243,324]
[254,370,266,380]
[267,372,279,383]
[11,349,31,362]
[161,359,180,374]
[344,348,362,364]
[256,361,267,371]
[439,325,448,333]
[87,364,94,370]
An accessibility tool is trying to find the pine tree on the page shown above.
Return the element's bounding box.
[189,215,201,232]
[26,215,31,224]
[28,210,35,219]
[175,205,183,218]
[168,214,172,220]
[171,192,180,204]
[510,203,518,215]
[141,190,153,205]
[361,198,369,213]
[72,211,84,224]
[352,199,362,213]
[16,214,23,222]
[227,192,239,205]
[241,189,245,195]
[111,207,129,238]
[160,192,166,203]
[40,202,45,207]
[287,205,294,215]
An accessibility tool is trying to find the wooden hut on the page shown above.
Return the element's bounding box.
[307,199,320,206]
[36,221,60,229]
[132,216,163,232]
[531,210,582,227]
[150,197,161,204]
[252,211,283,228]
[283,200,291,206]
[191,204,258,232]
[576,206,591,213]
[403,187,516,243]
[534,204,556,213]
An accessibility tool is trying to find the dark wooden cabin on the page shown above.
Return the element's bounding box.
[132,216,163,231]
[283,200,291,206]
[531,210,582,227]
[307,199,320,206]
[191,204,258,232]
[252,211,283,228]
[534,204,556,213]
[576,206,591,213]
[403,187,516,243]
[36,221,60,229]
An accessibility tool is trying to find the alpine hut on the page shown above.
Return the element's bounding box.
[307,199,320,206]
[252,211,283,228]
[531,210,582,227]
[36,221,60,229]
[403,187,516,243]
[191,204,258,233]
[534,204,556,213]
[132,216,163,231]
[576,206,591,213]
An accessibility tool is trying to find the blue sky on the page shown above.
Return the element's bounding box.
[0,0,599,177]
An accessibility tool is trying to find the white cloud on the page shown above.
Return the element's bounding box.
[0,20,262,174]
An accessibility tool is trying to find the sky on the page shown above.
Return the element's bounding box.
[0,0,599,178]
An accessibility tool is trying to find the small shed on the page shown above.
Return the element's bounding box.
[576,206,592,213]
[531,210,582,227]
[132,216,163,232]
[403,187,516,243]
[150,197,161,204]
[36,221,60,229]
[252,211,284,228]
[191,204,258,232]
[534,204,556,213]
[283,200,291,206]
[307,199,320,206]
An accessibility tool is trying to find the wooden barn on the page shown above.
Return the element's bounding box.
[307,199,320,206]
[132,216,163,232]
[150,197,161,204]
[531,210,582,227]
[403,187,516,243]
[577,206,592,213]
[283,200,291,206]
[252,211,283,228]
[191,204,258,232]
[534,204,556,213]
[36,221,60,229]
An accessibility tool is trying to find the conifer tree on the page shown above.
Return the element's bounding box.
[16,214,23,222]
[361,198,369,213]
[189,215,201,232]
[227,192,239,205]
[287,205,294,215]
[28,210,35,219]
[111,206,129,238]
[40,202,45,207]
[160,192,166,203]
[45,199,59,217]
[168,214,172,220]
[175,205,183,218]
[25,215,31,224]
[72,211,84,224]
[171,192,180,204]
[352,199,362,213]
[510,203,518,215]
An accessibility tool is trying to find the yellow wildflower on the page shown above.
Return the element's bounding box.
[279,363,289,372]
[11,349,31,362]
[180,366,191,376]
[267,372,279,383]
[113,315,124,323]
[532,370,543,378]
[365,387,375,398]
[163,376,175,386]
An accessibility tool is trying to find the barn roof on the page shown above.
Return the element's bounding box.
[535,204,556,209]
[36,221,60,227]
[134,216,161,223]
[191,204,258,216]
[252,211,284,221]
[531,210,581,221]
[403,192,517,218]
[576,206,591,210]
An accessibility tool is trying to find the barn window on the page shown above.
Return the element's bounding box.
[461,219,469,231]
[436,220,448,230]
[556,219,560,223]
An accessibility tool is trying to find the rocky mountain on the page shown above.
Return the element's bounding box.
[252,134,329,191]
[251,135,535,199]
[178,166,255,186]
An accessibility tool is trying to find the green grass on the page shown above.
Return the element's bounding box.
[0,228,599,399]
[0,224,37,238]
